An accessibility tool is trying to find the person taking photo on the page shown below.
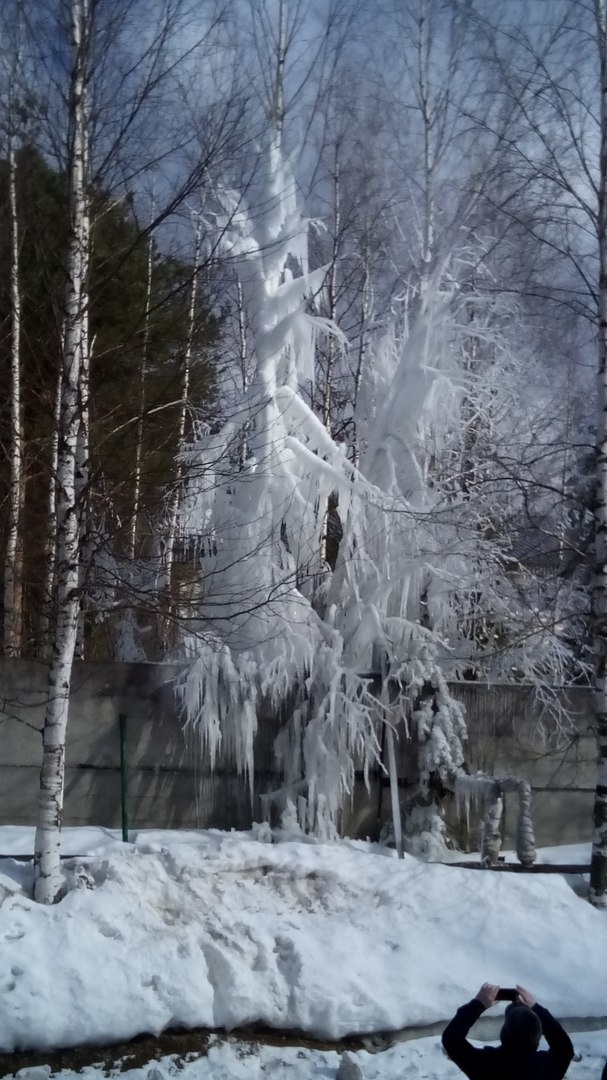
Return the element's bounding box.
[442,983,573,1080]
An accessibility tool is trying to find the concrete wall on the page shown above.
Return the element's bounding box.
[447,682,596,849]
[0,660,598,850]
[0,659,285,834]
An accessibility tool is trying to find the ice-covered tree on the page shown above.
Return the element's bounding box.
[179,178,586,846]
[177,131,367,830]
[179,120,529,839]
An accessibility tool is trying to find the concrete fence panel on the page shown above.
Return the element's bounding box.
[0,660,598,851]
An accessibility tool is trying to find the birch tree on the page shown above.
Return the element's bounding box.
[467,0,604,901]
[307,82,390,461]
[2,76,23,656]
[34,0,92,904]
[14,0,246,667]
[159,214,203,648]
[591,0,607,907]
[0,4,31,657]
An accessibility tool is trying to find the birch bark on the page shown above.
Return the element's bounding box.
[127,229,154,563]
[34,0,91,905]
[3,132,23,656]
[160,216,202,647]
[39,366,62,659]
[74,148,91,660]
[591,0,607,907]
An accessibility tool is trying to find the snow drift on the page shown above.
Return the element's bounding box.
[0,829,604,1053]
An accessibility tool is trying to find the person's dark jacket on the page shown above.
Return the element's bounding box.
[601,1059,606,1080]
[442,998,574,1080]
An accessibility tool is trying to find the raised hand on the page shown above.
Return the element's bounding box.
[475,983,500,1008]
[516,985,537,1008]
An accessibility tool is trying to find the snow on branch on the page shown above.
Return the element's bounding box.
[177,141,578,844]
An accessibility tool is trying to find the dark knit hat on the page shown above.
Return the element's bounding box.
[500,1004,542,1052]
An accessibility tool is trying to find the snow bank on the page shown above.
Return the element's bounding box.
[0,829,605,1053]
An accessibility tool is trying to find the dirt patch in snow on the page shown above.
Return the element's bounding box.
[0,1025,368,1077]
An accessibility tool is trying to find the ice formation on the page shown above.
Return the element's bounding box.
[176,137,570,844]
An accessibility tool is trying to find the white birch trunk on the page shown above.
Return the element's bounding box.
[591,0,607,908]
[3,134,23,657]
[34,0,91,905]
[38,365,62,658]
[73,351,89,660]
[160,217,202,647]
[127,229,154,563]
[74,157,91,661]
[273,0,286,140]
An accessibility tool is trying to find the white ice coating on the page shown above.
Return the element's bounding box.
[176,137,379,832]
[176,141,577,838]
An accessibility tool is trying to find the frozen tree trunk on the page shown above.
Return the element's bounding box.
[480,784,503,866]
[495,776,537,866]
[379,656,404,858]
[160,217,202,648]
[591,0,607,908]
[515,780,536,868]
[3,134,23,657]
[385,723,404,859]
[34,0,91,905]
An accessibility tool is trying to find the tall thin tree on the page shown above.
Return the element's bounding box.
[160,213,203,647]
[1,22,25,657]
[591,0,607,907]
[34,0,92,905]
[3,111,23,655]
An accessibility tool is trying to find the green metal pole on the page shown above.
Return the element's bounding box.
[119,712,128,842]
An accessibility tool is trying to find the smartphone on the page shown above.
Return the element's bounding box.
[496,988,518,1001]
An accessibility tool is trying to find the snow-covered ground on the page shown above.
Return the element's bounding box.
[0,828,605,1079]
[12,1030,606,1080]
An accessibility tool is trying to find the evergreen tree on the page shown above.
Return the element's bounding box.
[0,146,218,659]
